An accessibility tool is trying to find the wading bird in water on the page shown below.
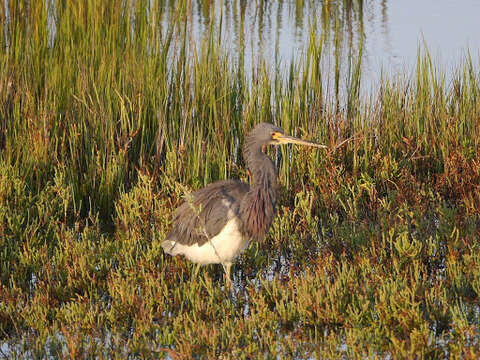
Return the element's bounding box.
[161,123,326,287]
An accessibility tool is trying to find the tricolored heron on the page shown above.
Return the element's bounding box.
[161,122,326,287]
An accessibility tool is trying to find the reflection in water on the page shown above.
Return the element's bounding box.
[380,0,391,57]
[2,0,480,95]
[172,0,479,94]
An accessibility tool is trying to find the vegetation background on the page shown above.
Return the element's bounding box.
[0,0,479,358]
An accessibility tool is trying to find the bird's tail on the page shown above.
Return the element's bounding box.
[161,239,180,256]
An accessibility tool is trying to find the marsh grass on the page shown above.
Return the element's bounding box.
[1,0,480,358]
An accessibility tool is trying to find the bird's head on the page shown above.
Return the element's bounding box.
[250,122,327,148]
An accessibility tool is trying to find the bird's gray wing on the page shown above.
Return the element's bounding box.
[165,180,249,247]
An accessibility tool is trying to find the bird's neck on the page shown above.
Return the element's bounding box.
[247,151,278,188]
[240,145,279,240]
[243,138,276,181]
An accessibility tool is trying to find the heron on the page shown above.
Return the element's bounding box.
[161,122,326,287]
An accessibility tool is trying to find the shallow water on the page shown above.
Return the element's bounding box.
[179,0,480,88]
[6,1,478,88]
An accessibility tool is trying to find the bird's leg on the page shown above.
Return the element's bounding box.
[224,263,232,290]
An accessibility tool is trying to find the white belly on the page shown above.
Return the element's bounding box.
[163,218,250,265]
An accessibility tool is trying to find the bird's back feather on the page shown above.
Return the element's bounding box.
[163,180,249,248]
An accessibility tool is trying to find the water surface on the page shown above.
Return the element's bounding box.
[181,0,480,90]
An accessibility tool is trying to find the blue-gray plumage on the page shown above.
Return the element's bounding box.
[161,123,326,287]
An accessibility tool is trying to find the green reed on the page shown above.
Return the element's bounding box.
[1,0,480,358]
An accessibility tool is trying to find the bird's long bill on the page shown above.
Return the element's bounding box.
[276,134,327,148]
